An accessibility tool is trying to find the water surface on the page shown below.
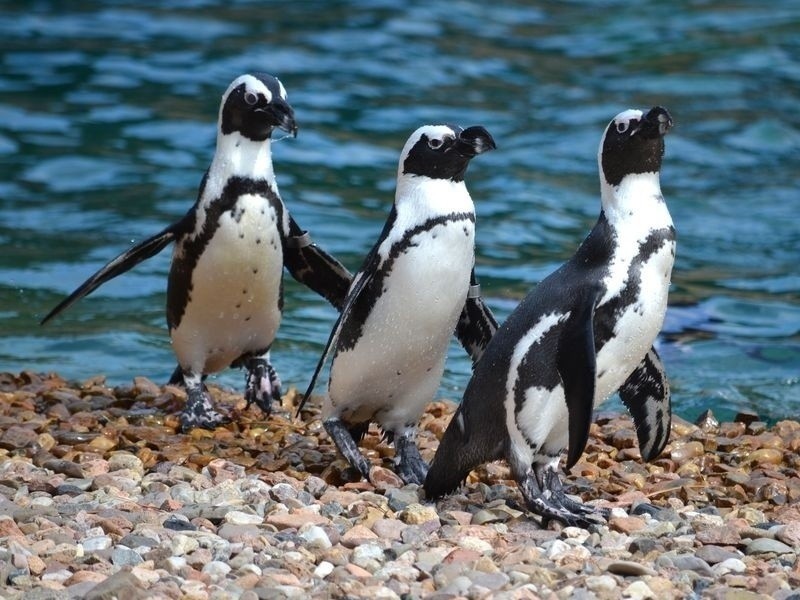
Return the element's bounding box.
[1,0,798,423]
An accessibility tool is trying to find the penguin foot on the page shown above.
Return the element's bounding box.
[395,433,429,485]
[518,468,607,528]
[180,387,229,433]
[324,418,371,480]
[243,358,282,415]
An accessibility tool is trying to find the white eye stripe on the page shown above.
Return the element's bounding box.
[428,137,444,149]
[244,91,258,105]
[616,121,630,133]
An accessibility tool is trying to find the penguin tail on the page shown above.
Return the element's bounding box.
[423,404,496,500]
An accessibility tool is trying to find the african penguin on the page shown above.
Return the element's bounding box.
[424,106,676,526]
[41,72,352,432]
[299,124,498,485]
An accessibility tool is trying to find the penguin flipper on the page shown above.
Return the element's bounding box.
[283,216,352,310]
[40,223,182,325]
[619,346,672,462]
[558,288,600,470]
[455,268,498,364]
[296,264,373,417]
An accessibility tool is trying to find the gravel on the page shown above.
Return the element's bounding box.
[1,370,800,598]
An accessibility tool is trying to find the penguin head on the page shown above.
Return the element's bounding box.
[219,73,298,142]
[598,106,673,188]
[398,124,496,183]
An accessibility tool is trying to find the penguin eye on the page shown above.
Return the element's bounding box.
[244,91,259,106]
[427,137,444,150]
[616,121,630,134]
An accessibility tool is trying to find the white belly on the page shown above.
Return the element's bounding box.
[326,220,474,431]
[171,195,283,374]
[595,240,675,405]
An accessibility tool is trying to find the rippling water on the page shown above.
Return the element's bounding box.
[1,0,798,423]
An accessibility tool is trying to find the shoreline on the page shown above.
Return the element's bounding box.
[1,370,799,598]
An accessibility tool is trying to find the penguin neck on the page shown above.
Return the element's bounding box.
[205,131,278,202]
[600,171,672,232]
[394,174,474,221]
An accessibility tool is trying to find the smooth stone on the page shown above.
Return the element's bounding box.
[372,518,407,541]
[669,554,714,576]
[201,560,232,581]
[695,545,742,565]
[606,560,657,577]
[745,538,795,555]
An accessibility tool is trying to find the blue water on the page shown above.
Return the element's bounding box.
[1,0,798,423]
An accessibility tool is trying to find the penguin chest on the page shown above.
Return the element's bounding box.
[328,220,475,428]
[171,194,284,373]
[594,237,675,403]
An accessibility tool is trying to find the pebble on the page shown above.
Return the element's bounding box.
[745,538,795,555]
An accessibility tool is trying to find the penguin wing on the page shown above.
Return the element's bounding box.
[296,264,373,416]
[454,268,498,364]
[296,209,397,416]
[618,346,672,461]
[283,215,353,310]
[40,219,189,325]
[558,286,601,470]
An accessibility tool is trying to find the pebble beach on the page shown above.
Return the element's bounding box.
[1,370,800,599]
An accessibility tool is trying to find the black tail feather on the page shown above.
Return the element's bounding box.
[424,404,499,500]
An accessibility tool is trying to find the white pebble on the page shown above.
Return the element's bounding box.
[171,533,200,556]
[353,542,386,572]
[623,580,655,600]
[562,526,590,543]
[545,539,570,560]
[585,575,617,593]
[458,536,494,554]
[713,557,747,576]
[165,556,187,574]
[299,524,332,549]
[202,560,232,581]
[81,535,113,552]
[224,510,263,526]
[314,561,334,579]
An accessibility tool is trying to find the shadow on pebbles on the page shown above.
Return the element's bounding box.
[1,371,800,599]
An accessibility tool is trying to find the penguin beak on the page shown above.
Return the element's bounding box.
[635,106,673,139]
[259,98,298,138]
[455,125,497,157]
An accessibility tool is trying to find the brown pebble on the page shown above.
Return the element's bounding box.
[339,524,379,548]
[609,515,647,535]
[369,466,404,491]
[0,517,25,539]
[443,548,481,564]
[747,448,784,466]
[345,563,372,579]
[696,527,742,546]
[669,440,704,462]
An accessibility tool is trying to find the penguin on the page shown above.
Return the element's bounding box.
[41,72,352,432]
[298,124,498,485]
[424,106,676,526]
